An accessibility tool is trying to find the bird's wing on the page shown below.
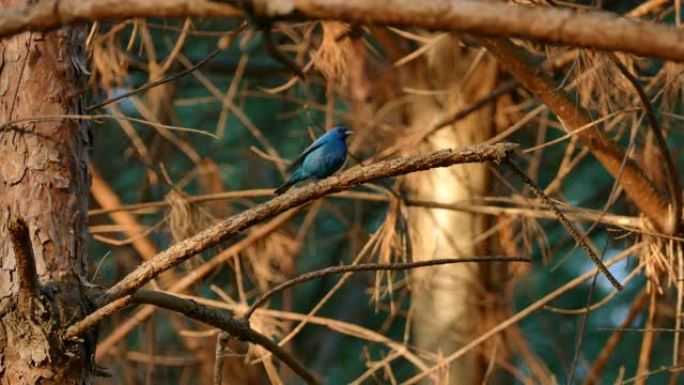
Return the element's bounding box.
[287,135,327,171]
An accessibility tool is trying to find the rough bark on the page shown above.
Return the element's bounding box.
[0,0,92,383]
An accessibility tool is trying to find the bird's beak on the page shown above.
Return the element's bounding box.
[345,129,354,136]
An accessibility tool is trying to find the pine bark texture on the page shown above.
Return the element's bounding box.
[0,0,92,383]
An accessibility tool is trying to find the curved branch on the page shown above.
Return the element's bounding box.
[131,290,319,385]
[243,256,531,320]
[504,159,623,290]
[101,142,518,304]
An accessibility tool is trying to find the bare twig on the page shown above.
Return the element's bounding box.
[636,289,659,385]
[424,80,519,140]
[8,217,39,315]
[403,243,640,385]
[85,188,642,229]
[88,49,221,112]
[131,290,319,385]
[213,332,231,385]
[503,158,623,290]
[568,239,610,385]
[100,143,518,304]
[606,52,681,234]
[88,20,245,112]
[244,256,531,319]
[583,289,649,385]
[263,27,305,79]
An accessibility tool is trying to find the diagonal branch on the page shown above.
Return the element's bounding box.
[606,52,681,234]
[130,290,319,385]
[243,256,531,320]
[504,159,623,290]
[478,38,672,234]
[101,142,518,304]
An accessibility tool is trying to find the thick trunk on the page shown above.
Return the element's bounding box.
[0,0,92,383]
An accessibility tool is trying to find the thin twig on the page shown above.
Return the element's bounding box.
[88,20,245,112]
[636,289,658,385]
[567,238,610,385]
[402,243,639,385]
[131,290,319,385]
[8,217,39,315]
[263,27,305,79]
[213,332,231,385]
[87,49,220,111]
[606,52,681,234]
[582,289,649,385]
[244,256,531,319]
[503,158,623,290]
[100,143,518,304]
[424,80,519,140]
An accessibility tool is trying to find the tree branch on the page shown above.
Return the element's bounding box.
[8,217,39,315]
[478,37,672,233]
[2,1,684,62]
[130,290,319,385]
[504,158,623,290]
[100,143,518,304]
[65,210,301,350]
[243,256,531,320]
[0,0,239,39]
[606,52,681,234]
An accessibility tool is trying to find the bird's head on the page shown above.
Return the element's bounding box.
[331,125,354,140]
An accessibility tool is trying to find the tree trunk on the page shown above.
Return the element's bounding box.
[0,0,92,383]
[403,38,497,385]
[352,31,504,384]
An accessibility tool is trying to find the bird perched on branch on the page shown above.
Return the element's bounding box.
[274,126,353,195]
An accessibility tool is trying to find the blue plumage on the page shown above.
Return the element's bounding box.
[274,126,353,195]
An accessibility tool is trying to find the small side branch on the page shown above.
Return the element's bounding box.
[8,217,39,314]
[244,256,531,319]
[131,290,319,385]
[86,21,246,112]
[503,159,623,290]
[101,142,518,303]
[214,332,231,385]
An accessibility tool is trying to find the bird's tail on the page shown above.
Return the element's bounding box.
[274,169,307,195]
[274,179,296,195]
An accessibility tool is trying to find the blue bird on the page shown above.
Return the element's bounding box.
[274,126,353,195]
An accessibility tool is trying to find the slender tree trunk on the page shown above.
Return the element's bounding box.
[403,39,497,384]
[352,31,506,384]
[0,0,92,383]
